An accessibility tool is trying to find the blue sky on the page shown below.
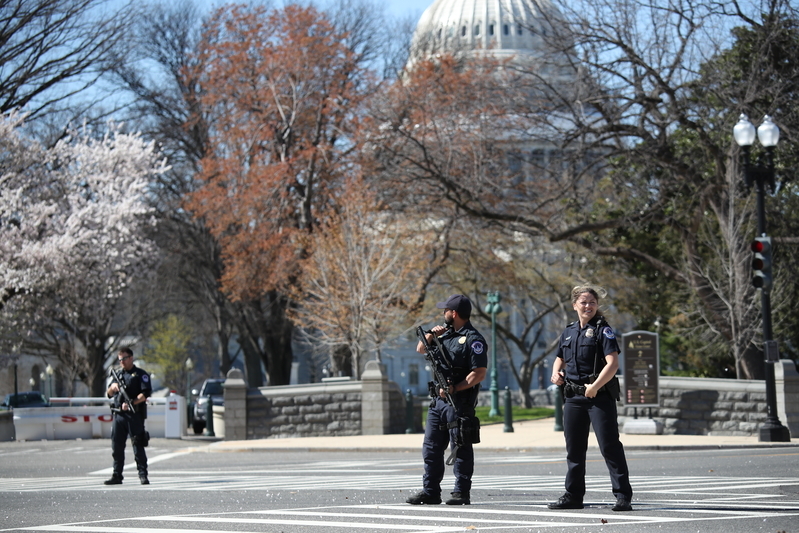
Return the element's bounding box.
[386,0,433,20]
[199,1,435,20]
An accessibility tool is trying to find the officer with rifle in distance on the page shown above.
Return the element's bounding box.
[407,294,487,506]
[104,347,152,485]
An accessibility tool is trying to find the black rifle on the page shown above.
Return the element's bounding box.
[109,367,135,414]
[416,325,455,406]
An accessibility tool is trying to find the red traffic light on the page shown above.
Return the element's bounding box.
[750,236,773,291]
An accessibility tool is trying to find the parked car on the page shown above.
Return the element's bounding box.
[192,379,225,434]
[1,391,50,410]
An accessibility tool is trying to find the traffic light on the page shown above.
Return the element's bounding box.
[751,236,772,291]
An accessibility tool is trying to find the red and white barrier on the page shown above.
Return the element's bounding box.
[12,394,186,441]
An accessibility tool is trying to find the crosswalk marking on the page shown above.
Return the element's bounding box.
[9,501,799,533]
[1,472,798,498]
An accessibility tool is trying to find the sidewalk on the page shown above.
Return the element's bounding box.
[197,417,797,453]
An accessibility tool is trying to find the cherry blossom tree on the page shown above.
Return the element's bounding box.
[0,112,168,394]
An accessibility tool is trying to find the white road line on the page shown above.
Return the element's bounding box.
[89,451,192,476]
[3,473,799,499]
[13,503,799,533]
[0,448,40,456]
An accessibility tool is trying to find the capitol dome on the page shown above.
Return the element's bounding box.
[408,0,565,67]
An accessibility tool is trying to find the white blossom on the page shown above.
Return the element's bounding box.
[1,111,168,359]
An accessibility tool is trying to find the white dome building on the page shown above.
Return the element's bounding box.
[407,0,572,77]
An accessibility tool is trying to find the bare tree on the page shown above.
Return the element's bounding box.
[291,178,446,378]
[0,0,135,126]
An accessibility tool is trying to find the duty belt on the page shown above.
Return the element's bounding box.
[564,381,587,398]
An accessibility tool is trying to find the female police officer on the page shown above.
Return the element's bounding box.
[548,285,633,512]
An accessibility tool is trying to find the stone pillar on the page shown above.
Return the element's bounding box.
[223,368,247,441]
[775,359,799,440]
[361,360,393,435]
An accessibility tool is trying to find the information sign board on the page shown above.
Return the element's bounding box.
[621,331,659,407]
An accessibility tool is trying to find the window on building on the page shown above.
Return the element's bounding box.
[503,24,509,35]
[409,364,419,386]
[474,24,480,36]
[461,26,466,37]
[489,24,494,36]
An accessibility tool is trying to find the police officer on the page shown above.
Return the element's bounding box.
[104,347,152,485]
[548,285,632,511]
[407,294,487,506]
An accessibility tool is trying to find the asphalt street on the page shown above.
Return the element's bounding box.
[1,435,798,533]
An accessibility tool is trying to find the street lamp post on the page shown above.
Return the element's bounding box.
[185,358,194,428]
[484,292,502,417]
[45,364,54,399]
[733,113,791,443]
[185,358,194,400]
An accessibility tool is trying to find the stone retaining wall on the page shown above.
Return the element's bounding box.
[618,377,767,436]
[222,360,798,440]
[246,384,363,439]
[482,362,799,437]
[223,362,406,440]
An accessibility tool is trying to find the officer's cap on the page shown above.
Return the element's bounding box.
[436,294,471,318]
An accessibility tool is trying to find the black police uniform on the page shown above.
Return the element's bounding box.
[109,364,152,481]
[556,317,632,502]
[422,322,487,497]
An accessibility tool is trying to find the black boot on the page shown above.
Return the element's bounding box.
[406,491,442,505]
[103,475,123,485]
[548,493,583,509]
[445,492,470,505]
[612,497,632,511]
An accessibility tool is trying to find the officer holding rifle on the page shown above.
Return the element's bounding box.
[407,294,487,506]
[104,347,152,485]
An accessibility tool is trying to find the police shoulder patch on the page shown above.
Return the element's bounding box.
[471,341,484,355]
[142,374,150,382]
[603,327,615,340]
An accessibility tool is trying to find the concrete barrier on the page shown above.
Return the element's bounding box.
[0,410,14,441]
[11,395,186,441]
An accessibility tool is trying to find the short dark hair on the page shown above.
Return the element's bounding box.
[118,347,133,358]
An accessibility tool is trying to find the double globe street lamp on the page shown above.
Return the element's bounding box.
[733,114,790,442]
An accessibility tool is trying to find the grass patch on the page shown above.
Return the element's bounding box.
[475,406,554,426]
[422,405,554,428]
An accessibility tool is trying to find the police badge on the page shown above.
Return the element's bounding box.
[586,328,594,338]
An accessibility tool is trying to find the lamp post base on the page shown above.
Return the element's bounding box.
[758,422,791,442]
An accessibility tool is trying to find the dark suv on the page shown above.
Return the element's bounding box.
[1,391,50,409]
[192,379,224,434]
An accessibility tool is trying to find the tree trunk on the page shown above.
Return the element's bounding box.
[738,344,765,380]
[260,291,294,386]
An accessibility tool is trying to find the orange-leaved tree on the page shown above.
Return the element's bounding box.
[184,3,376,384]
